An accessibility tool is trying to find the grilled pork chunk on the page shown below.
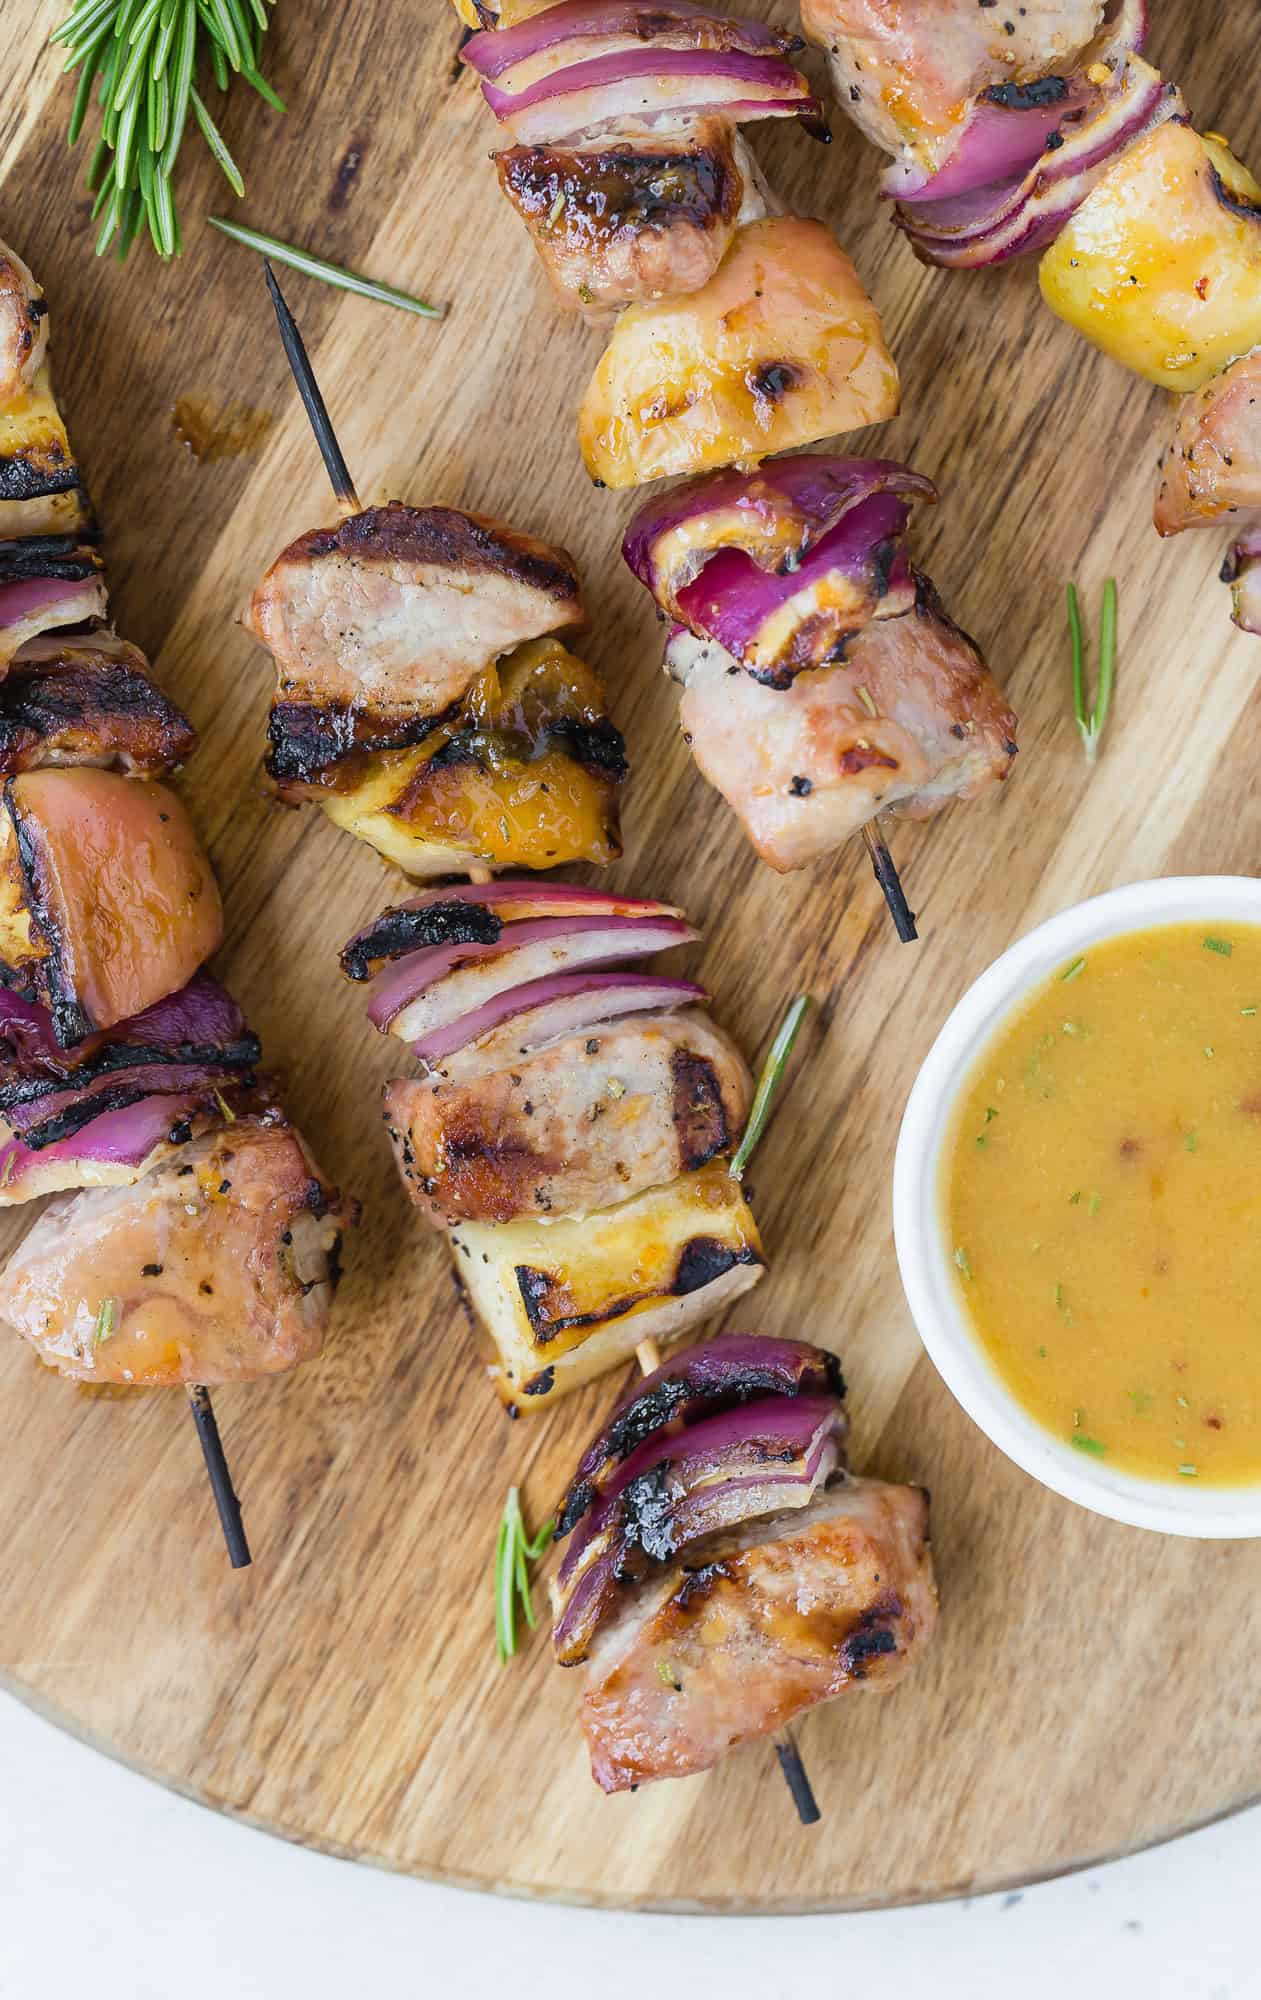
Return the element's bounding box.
[0,1120,349,1385]
[0,767,222,1044]
[451,1160,764,1410]
[496,123,767,315]
[1155,347,1261,537]
[246,504,585,782]
[800,0,1105,173]
[580,1475,936,1790]
[0,240,48,408]
[668,580,1017,871]
[385,1010,751,1225]
[0,634,196,775]
[579,216,899,488]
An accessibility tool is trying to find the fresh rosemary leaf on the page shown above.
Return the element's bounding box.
[494,1486,554,1665]
[728,993,811,1181]
[208,216,447,318]
[1068,577,1118,763]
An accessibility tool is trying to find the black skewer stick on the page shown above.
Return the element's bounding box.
[862,819,918,944]
[775,1729,822,1827]
[187,1385,251,1569]
[263,261,362,515]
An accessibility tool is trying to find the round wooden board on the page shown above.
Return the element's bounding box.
[1,0,1260,1914]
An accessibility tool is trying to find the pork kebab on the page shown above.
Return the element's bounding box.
[453,0,903,490]
[550,1331,937,1796]
[0,240,353,1563]
[622,454,1018,884]
[341,880,763,1411]
[801,0,1261,639]
[244,271,626,884]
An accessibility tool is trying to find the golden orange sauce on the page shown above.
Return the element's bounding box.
[946,921,1261,1485]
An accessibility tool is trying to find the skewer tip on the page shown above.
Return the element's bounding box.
[775,1731,822,1827]
[263,261,362,517]
[187,1383,252,1569]
[862,820,918,944]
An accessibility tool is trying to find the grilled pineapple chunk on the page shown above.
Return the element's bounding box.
[319,638,625,877]
[451,1161,765,1411]
[0,363,89,539]
[449,0,554,24]
[1040,123,1261,391]
[579,217,899,489]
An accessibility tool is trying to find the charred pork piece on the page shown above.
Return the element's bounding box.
[1155,348,1261,538]
[0,634,196,775]
[345,880,766,1411]
[247,505,626,876]
[0,1117,351,1385]
[580,217,899,488]
[384,1008,750,1225]
[0,973,262,1203]
[625,456,1016,871]
[800,0,1127,185]
[495,121,766,315]
[579,1475,937,1789]
[0,767,222,1044]
[552,1331,936,1792]
[246,503,584,773]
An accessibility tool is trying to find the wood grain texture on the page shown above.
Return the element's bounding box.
[0,0,1259,1911]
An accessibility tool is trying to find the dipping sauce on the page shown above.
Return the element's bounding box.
[946,921,1261,1486]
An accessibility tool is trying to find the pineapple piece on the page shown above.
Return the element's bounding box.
[318,637,625,876]
[1040,123,1261,391]
[578,217,899,489]
[450,1161,765,1411]
[0,363,90,540]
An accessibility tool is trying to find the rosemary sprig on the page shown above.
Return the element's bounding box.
[729,993,811,1182]
[51,0,284,262]
[495,1486,553,1665]
[1068,577,1118,763]
[208,217,446,318]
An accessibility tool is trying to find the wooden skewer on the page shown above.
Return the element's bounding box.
[263,261,362,517]
[862,818,918,944]
[186,1385,251,1569]
[634,1335,820,1827]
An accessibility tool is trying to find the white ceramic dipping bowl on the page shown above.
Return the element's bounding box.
[894,876,1261,1538]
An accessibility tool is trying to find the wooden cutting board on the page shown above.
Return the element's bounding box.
[0,0,1258,1914]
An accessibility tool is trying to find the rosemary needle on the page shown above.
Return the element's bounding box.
[729,993,811,1182]
[1068,576,1118,763]
[495,1486,554,1664]
[208,216,446,318]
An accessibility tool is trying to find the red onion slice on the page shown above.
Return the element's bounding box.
[368,914,697,1041]
[461,0,791,80]
[673,492,915,683]
[480,48,824,146]
[341,879,682,981]
[896,56,1181,269]
[553,1393,847,1663]
[624,455,936,607]
[0,1094,201,1203]
[556,1330,847,1537]
[413,971,707,1069]
[0,573,107,665]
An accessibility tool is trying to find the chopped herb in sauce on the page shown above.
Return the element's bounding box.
[1072,1435,1106,1456]
[1060,957,1086,983]
[954,1246,973,1280]
[1203,935,1233,956]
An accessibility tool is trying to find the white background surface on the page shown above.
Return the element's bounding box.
[0,1688,1253,1999]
